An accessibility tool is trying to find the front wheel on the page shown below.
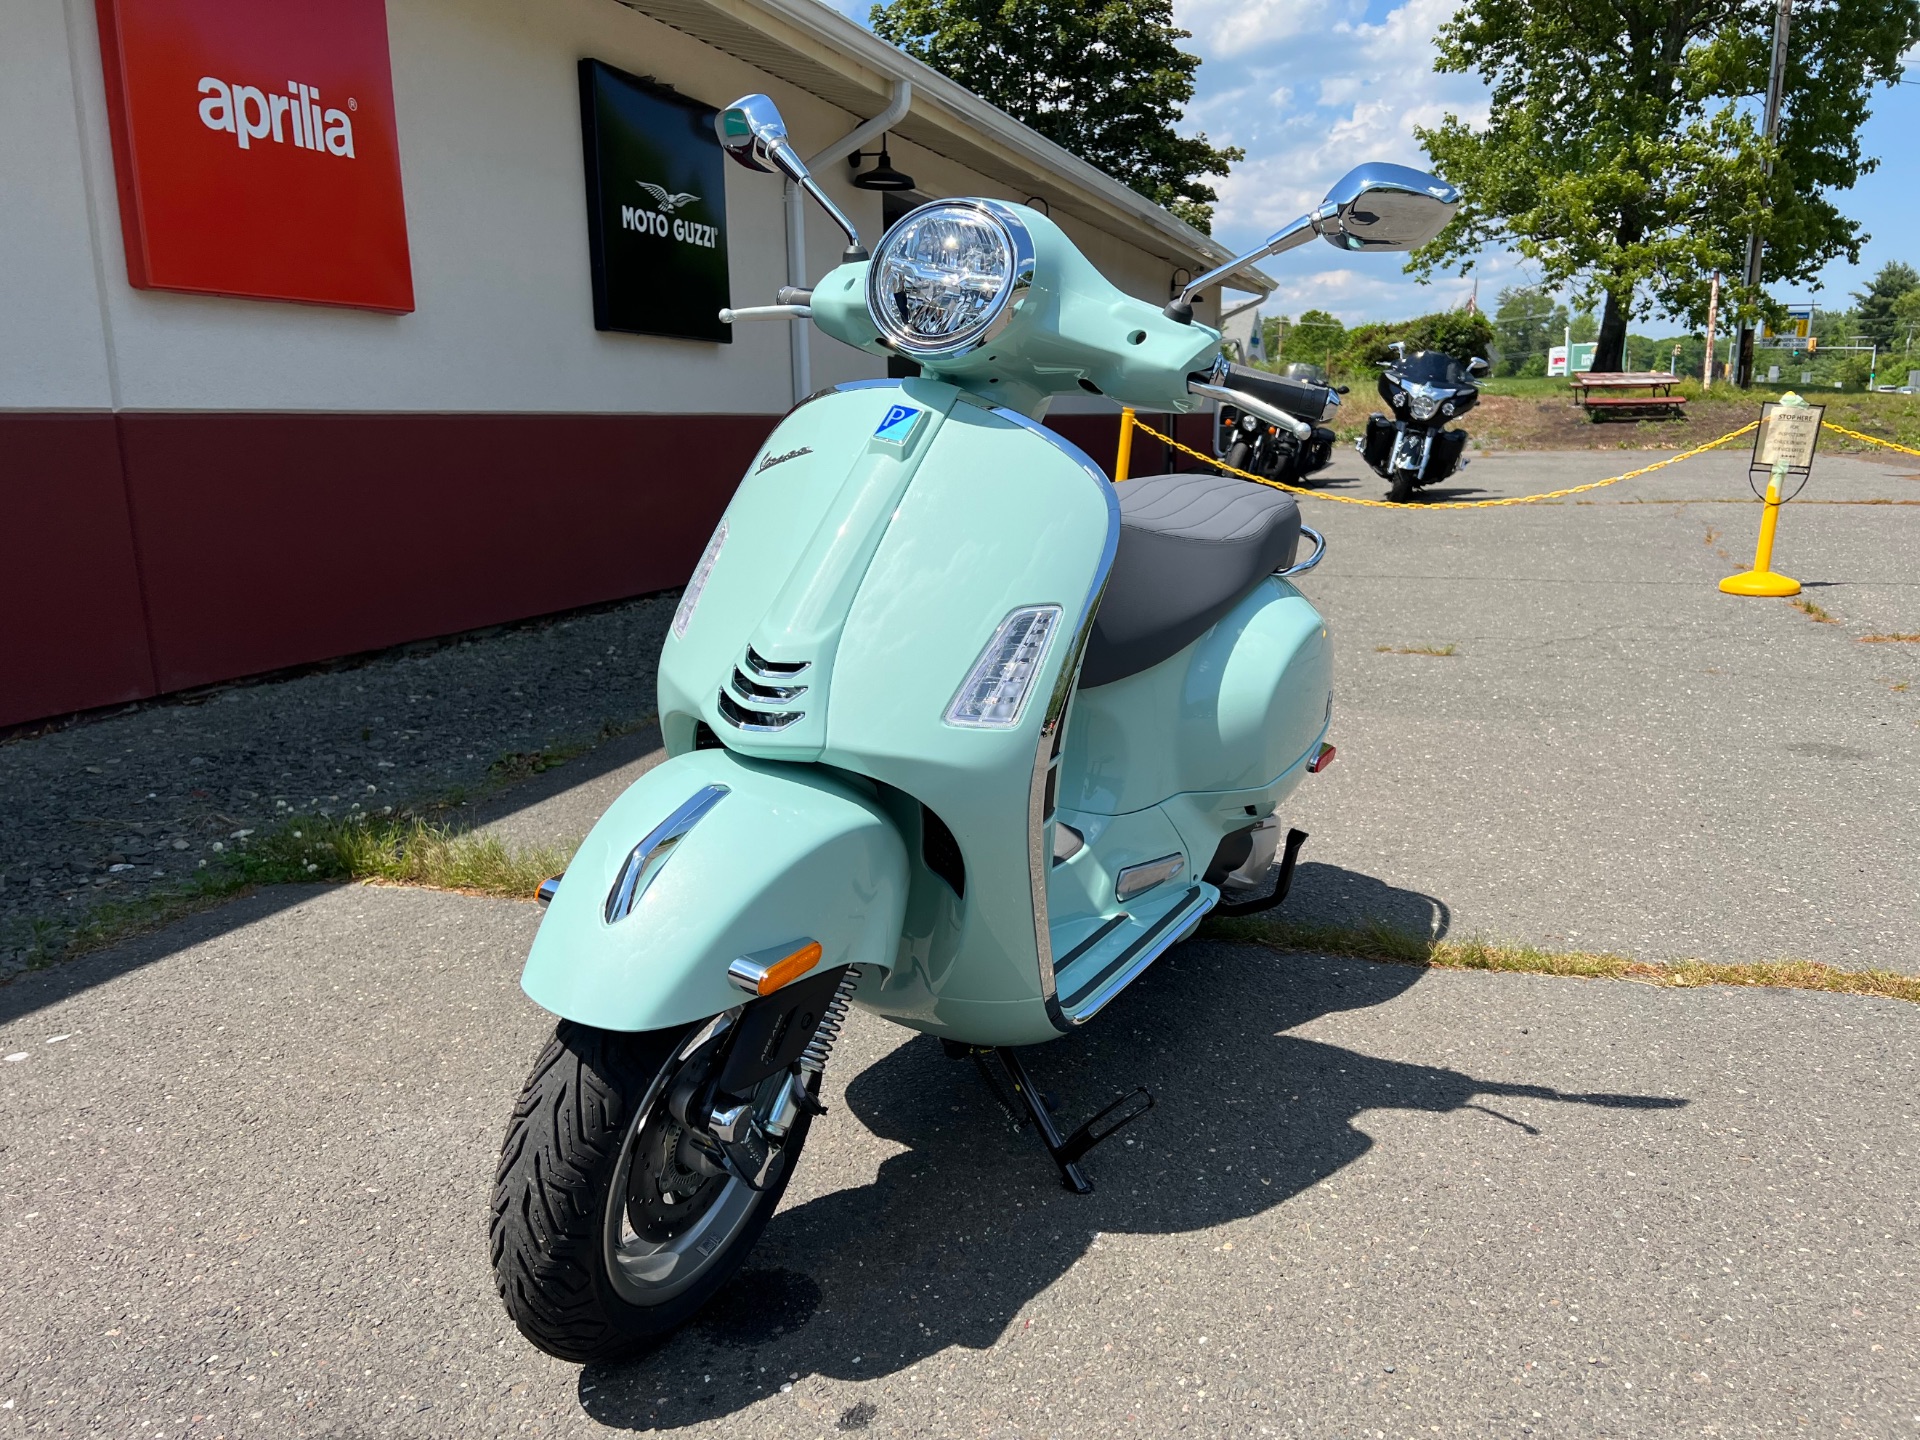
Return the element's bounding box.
[1387,468,1418,503]
[489,1019,811,1363]
[1225,440,1253,475]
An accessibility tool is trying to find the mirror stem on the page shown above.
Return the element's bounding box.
[794,172,867,261]
[1164,211,1326,324]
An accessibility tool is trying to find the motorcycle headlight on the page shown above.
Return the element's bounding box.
[1440,400,1456,417]
[867,201,1034,360]
[1408,385,1444,421]
[1391,390,1408,410]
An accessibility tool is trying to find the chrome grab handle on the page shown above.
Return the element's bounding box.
[1276,524,1325,578]
[719,304,813,323]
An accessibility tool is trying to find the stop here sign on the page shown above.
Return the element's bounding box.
[95,0,414,312]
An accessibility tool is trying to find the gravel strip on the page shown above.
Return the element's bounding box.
[0,594,676,977]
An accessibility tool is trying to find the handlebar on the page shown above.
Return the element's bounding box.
[1188,360,1314,440]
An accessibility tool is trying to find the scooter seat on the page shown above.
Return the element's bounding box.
[1080,471,1302,688]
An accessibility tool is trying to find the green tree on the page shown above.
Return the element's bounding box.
[1491,284,1567,375]
[1283,309,1345,368]
[1410,1,1920,371]
[869,0,1242,230]
[1851,260,1920,348]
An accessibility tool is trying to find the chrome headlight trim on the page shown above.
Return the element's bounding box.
[1406,382,1448,421]
[865,199,1036,361]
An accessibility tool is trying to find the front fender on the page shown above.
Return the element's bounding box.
[521,750,908,1032]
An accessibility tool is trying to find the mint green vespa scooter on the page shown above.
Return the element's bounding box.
[490,94,1459,1363]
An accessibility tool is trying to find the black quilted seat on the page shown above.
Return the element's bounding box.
[1080,471,1301,688]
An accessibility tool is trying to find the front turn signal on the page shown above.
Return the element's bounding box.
[727,940,824,996]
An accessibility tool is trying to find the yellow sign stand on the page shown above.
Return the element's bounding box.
[1721,393,1821,598]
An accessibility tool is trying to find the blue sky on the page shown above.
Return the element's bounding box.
[833,0,1919,328]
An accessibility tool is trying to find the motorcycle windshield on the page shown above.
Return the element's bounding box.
[1395,351,1470,388]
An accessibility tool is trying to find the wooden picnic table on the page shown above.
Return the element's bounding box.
[1570,370,1689,421]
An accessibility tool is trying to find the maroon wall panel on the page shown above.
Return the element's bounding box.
[117,411,777,695]
[0,414,157,726]
[1048,410,1216,480]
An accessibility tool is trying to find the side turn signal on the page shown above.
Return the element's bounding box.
[1307,743,1337,773]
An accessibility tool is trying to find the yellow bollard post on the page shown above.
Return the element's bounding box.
[1720,392,1806,597]
[1113,407,1136,483]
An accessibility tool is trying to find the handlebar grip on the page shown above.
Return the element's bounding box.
[718,304,813,324]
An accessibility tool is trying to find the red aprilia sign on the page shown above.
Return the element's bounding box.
[95,0,413,312]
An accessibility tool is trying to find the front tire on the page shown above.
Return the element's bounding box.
[489,1019,811,1363]
[1388,468,1417,502]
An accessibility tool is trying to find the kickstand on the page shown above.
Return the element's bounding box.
[993,1048,1154,1194]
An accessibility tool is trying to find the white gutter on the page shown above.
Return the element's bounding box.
[783,78,912,404]
[730,0,1272,295]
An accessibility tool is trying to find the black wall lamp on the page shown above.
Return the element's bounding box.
[848,137,916,191]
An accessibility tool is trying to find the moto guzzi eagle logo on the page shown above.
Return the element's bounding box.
[637,182,700,214]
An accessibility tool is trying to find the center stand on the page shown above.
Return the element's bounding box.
[945,1041,1154,1193]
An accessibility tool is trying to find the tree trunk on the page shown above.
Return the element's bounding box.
[1593,289,1630,372]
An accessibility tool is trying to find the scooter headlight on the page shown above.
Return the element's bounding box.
[671,520,727,639]
[944,605,1061,729]
[867,201,1034,360]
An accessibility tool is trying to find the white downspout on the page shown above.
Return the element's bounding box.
[783,78,912,406]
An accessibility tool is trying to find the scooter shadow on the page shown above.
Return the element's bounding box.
[578,932,1686,1430]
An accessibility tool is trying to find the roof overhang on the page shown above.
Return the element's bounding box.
[616,0,1275,297]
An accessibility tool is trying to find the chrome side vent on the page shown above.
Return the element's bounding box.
[728,670,807,703]
[743,645,809,679]
[719,646,811,733]
[718,690,806,732]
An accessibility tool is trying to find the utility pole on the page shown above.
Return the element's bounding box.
[1736,0,1792,388]
[1703,270,1721,386]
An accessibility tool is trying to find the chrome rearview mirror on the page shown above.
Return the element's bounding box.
[1312,163,1461,253]
[1167,162,1460,322]
[717,94,806,182]
[715,94,866,259]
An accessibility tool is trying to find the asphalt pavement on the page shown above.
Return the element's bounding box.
[2,885,1914,1438]
[2,442,1917,1438]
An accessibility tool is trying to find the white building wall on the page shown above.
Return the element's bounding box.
[3,0,1218,416]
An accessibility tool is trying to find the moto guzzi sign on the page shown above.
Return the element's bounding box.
[579,60,731,342]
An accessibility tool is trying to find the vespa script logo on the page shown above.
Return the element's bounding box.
[197,77,357,157]
[621,180,718,249]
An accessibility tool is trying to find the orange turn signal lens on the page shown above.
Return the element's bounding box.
[756,941,823,996]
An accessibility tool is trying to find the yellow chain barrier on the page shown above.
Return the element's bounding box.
[1118,409,1760,508]
[1818,420,1920,459]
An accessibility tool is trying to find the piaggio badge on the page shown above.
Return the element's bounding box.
[872,404,924,447]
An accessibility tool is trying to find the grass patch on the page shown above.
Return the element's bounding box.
[1376,643,1459,657]
[235,815,575,896]
[1790,598,1837,623]
[4,814,579,977]
[1203,915,1920,1005]
[1859,633,1920,644]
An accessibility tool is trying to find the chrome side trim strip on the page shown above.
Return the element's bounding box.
[717,690,806,732]
[993,405,1123,1008]
[604,784,729,923]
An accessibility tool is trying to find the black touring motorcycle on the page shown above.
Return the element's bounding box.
[1357,342,1489,501]
[1214,363,1343,486]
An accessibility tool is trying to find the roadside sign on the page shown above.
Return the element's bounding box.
[1762,305,1814,350]
[1753,400,1823,470]
[1548,342,1596,377]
